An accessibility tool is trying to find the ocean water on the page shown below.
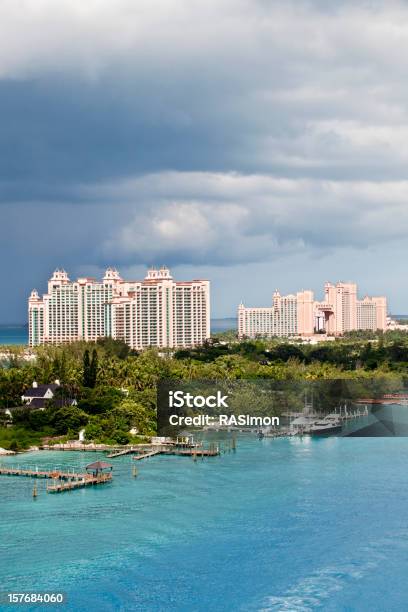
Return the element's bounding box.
[211,317,237,333]
[1,434,408,611]
[0,326,28,345]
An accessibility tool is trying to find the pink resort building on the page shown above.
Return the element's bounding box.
[238,282,387,339]
[29,267,210,349]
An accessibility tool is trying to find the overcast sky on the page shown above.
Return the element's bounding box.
[1,0,408,322]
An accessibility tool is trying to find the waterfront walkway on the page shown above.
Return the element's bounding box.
[131,446,220,460]
[132,450,162,460]
[106,447,140,458]
[0,466,112,493]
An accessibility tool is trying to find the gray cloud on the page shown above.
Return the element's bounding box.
[2,0,408,190]
[99,172,408,265]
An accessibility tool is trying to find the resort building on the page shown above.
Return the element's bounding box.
[29,267,210,349]
[238,290,314,339]
[238,282,387,339]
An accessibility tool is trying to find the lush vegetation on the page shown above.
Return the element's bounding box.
[175,331,408,372]
[1,330,408,449]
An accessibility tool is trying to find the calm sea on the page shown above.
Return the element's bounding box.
[0,325,28,345]
[210,317,237,333]
[0,320,237,346]
[1,434,408,611]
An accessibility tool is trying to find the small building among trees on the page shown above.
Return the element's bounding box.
[21,380,77,411]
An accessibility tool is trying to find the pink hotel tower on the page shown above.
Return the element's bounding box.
[238,282,387,338]
[28,267,210,349]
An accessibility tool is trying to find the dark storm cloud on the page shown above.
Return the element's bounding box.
[1,0,408,320]
[2,0,408,199]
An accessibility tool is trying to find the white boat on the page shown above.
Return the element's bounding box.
[290,415,315,433]
[309,417,342,436]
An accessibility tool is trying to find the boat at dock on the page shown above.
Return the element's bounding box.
[355,393,408,406]
[309,417,342,436]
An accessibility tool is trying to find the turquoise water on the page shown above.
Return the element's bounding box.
[0,326,28,345]
[1,435,408,611]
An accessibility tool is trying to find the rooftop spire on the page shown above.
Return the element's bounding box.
[145,266,172,280]
[103,267,122,282]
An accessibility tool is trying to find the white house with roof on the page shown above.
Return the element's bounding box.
[20,380,77,411]
[21,380,61,404]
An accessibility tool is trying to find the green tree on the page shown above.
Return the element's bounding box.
[78,387,124,415]
[83,349,91,387]
[53,350,67,383]
[51,406,88,435]
[89,348,98,388]
[112,398,156,435]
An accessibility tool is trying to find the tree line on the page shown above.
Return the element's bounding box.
[1,332,408,449]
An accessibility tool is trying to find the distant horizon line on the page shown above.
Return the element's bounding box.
[0,316,240,327]
[3,314,408,327]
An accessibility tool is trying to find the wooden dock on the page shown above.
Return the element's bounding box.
[0,467,86,480]
[106,447,139,458]
[0,466,112,493]
[164,448,219,457]
[132,450,162,461]
[132,447,220,460]
[47,473,112,493]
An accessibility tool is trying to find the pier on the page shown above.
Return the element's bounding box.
[132,449,162,460]
[164,448,219,457]
[0,465,112,494]
[130,446,220,460]
[106,447,140,458]
[47,473,112,493]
